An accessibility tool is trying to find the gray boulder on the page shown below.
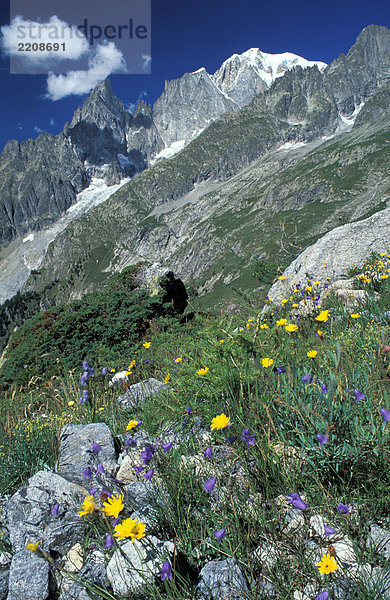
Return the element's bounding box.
[117,378,167,409]
[58,422,117,485]
[5,470,84,554]
[125,481,159,511]
[6,549,50,600]
[366,523,390,559]
[59,558,108,600]
[0,569,8,599]
[107,535,174,597]
[265,207,390,306]
[196,557,249,599]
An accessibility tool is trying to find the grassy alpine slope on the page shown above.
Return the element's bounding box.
[0,250,389,599]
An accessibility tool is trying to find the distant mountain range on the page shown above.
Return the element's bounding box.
[0,46,327,250]
[1,24,390,312]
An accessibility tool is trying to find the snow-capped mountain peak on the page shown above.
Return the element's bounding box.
[212,48,327,107]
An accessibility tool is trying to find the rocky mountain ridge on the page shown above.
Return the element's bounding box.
[1,25,389,252]
[0,46,327,249]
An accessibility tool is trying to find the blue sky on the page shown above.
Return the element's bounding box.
[0,0,390,151]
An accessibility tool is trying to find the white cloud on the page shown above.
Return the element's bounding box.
[46,41,125,101]
[0,15,89,65]
[49,118,55,126]
[34,126,44,134]
[141,54,151,71]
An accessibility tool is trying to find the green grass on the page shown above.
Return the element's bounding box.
[0,251,389,599]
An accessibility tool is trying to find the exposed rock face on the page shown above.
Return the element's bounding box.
[116,377,168,409]
[266,207,390,305]
[5,470,84,554]
[69,78,130,145]
[126,100,165,167]
[324,24,390,117]
[0,134,88,246]
[7,550,51,600]
[213,54,267,107]
[153,69,238,147]
[0,80,137,248]
[0,42,328,249]
[64,79,138,178]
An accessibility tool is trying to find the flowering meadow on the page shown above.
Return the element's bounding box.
[0,252,389,599]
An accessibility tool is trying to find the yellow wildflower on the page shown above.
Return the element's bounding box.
[219,339,224,344]
[292,303,299,308]
[277,275,287,280]
[68,401,75,407]
[316,310,329,322]
[307,350,318,358]
[317,553,339,574]
[260,323,268,329]
[197,367,209,376]
[78,495,96,518]
[317,330,324,337]
[143,342,151,349]
[128,360,136,369]
[262,358,274,368]
[102,494,124,519]
[285,323,298,332]
[276,318,287,326]
[164,374,170,384]
[350,313,361,319]
[174,357,182,363]
[26,542,40,553]
[126,420,139,431]
[114,518,146,542]
[313,281,321,285]
[211,413,231,430]
[125,371,132,376]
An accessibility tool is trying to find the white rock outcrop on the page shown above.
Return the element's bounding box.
[266,208,390,305]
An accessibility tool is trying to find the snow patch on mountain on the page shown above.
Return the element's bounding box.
[337,102,365,131]
[149,140,187,165]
